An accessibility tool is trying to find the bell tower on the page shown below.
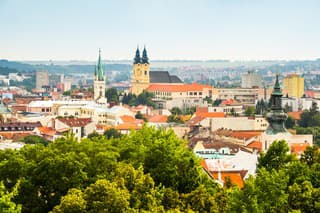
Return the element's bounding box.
[131,46,150,95]
[94,49,107,104]
[265,74,288,134]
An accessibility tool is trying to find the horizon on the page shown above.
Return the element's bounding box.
[1,0,320,61]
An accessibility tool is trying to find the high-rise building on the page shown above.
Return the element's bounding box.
[131,46,150,95]
[36,70,49,90]
[94,49,107,104]
[282,74,304,98]
[241,70,262,88]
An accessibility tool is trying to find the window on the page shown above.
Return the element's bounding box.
[145,71,147,75]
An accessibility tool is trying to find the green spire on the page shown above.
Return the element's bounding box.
[272,73,282,96]
[134,46,141,64]
[141,46,149,64]
[96,49,104,81]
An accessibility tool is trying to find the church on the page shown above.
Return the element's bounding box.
[131,47,183,95]
[93,49,107,104]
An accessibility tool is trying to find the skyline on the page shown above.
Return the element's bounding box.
[1,0,320,61]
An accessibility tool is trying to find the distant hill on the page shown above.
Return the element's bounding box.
[0,59,132,74]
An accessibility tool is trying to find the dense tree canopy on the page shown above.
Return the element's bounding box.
[1,126,320,212]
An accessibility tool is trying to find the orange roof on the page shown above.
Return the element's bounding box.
[291,143,310,156]
[120,115,136,123]
[201,160,246,188]
[211,171,245,188]
[188,116,206,126]
[116,123,141,130]
[246,141,262,151]
[38,126,56,136]
[0,132,31,140]
[196,107,208,113]
[195,112,225,118]
[230,131,262,140]
[287,111,303,120]
[147,82,212,92]
[148,115,168,123]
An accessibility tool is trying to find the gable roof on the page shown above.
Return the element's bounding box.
[37,126,56,136]
[150,71,183,83]
[120,115,136,123]
[246,141,262,152]
[287,111,303,120]
[57,117,92,127]
[147,115,168,123]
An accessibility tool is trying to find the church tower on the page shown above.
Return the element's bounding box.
[131,46,150,95]
[265,74,288,134]
[94,49,107,104]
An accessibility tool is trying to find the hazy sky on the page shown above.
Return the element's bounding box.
[1,0,320,61]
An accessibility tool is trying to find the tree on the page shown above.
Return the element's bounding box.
[244,106,255,117]
[135,111,147,121]
[106,88,119,104]
[258,140,295,171]
[84,179,130,213]
[213,99,222,106]
[301,146,320,167]
[0,181,21,213]
[23,135,49,146]
[285,116,295,129]
[104,128,121,139]
[170,107,182,115]
[52,189,86,213]
[167,115,184,124]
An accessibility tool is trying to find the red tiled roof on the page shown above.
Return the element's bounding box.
[194,112,225,118]
[147,82,212,92]
[38,126,56,136]
[291,143,310,156]
[120,115,136,123]
[287,111,303,120]
[230,131,262,140]
[57,117,92,127]
[210,171,246,188]
[147,115,168,123]
[246,141,262,151]
[196,107,208,113]
[0,132,31,140]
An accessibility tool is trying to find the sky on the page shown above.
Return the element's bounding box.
[0,0,320,61]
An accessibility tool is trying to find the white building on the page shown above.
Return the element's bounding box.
[241,70,263,88]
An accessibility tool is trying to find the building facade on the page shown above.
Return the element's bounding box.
[94,49,107,104]
[131,47,150,95]
[36,70,49,90]
[282,74,304,98]
[241,70,262,88]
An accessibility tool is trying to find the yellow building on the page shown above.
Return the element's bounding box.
[131,47,150,95]
[282,74,304,98]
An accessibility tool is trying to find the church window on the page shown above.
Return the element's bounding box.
[145,71,147,75]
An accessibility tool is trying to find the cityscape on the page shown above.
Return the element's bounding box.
[1,0,320,212]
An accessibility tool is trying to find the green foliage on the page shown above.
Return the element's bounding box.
[106,87,119,104]
[63,90,71,96]
[135,111,147,121]
[0,181,21,213]
[296,126,320,146]
[244,106,255,116]
[257,140,295,171]
[298,102,320,127]
[167,115,184,124]
[170,107,182,115]
[285,116,295,129]
[122,91,155,107]
[104,128,122,139]
[23,135,49,146]
[213,99,222,106]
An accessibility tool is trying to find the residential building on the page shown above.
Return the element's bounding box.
[36,70,49,90]
[241,70,262,88]
[282,74,304,98]
[55,117,95,141]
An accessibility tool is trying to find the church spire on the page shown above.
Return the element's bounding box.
[134,46,141,64]
[265,73,288,134]
[96,49,104,81]
[141,46,149,64]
